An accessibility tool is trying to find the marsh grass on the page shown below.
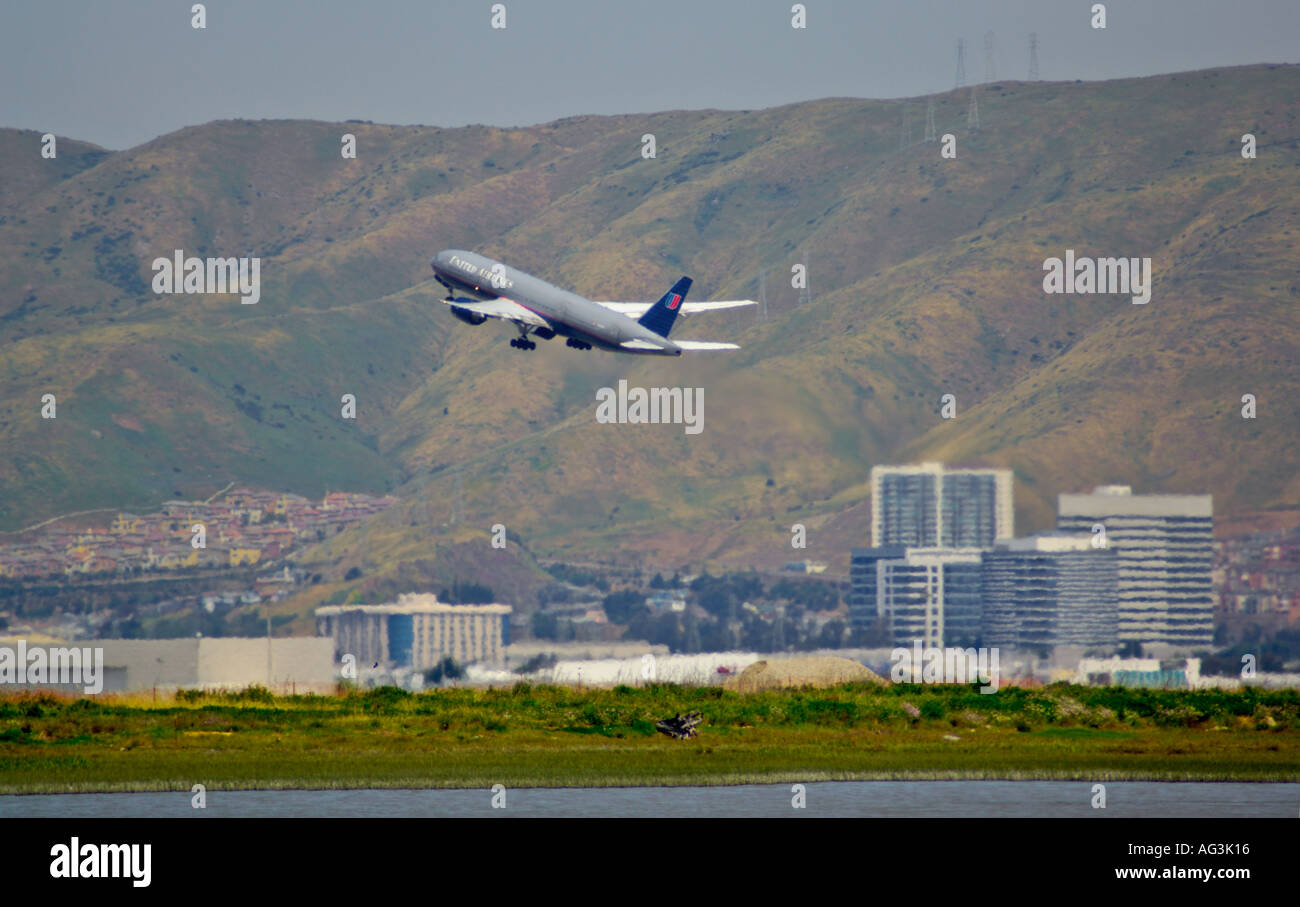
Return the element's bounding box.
[1,682,1296,792]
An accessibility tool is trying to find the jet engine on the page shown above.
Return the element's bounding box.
[450,305,488,326]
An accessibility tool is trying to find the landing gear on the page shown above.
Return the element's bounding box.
[510,323,538,350]
[565,337,591,350]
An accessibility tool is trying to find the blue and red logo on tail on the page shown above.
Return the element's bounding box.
[638,277,692,337]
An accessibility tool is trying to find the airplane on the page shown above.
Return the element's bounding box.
[430,249,755,355]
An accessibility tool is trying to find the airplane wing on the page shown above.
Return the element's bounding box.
[444,297,549,327]
[595,299,757,318]
[619,338,741,351]
[672,340,740,351]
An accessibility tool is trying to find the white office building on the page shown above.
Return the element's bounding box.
[850,546,984,648]
[981,534,1119,648]
[316,593,511,669]
[1057,486,1213,648]
[871,462,1014,548]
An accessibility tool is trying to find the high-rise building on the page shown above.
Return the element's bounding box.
[848,545,905,633]
[316,593,512,669]
[849,546,984,647]
[1057,487,1213,647]
[871,462,1014,548]
[981,534,1119,648]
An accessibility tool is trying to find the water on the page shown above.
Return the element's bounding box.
[2,782,1296,818]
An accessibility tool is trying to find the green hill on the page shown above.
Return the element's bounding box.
[2,64,1297,581]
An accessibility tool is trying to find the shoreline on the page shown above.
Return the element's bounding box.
[6,770,1300,797]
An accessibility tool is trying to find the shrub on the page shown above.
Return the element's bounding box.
[920,699,947,720]
[222,685,274,704]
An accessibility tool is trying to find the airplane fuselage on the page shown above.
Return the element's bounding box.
[430,249,683,355]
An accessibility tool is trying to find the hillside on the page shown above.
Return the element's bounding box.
[2,64,1297,584]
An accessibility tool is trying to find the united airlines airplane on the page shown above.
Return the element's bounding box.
[430,249,754,355]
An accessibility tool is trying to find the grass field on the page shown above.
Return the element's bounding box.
[2,683,1297,793]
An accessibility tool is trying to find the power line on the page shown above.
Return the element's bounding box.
[924,98,937,142]
[955,38,967,89]
[984,31,997,83]
[967,86,980,131]
[1028,32,1040,81]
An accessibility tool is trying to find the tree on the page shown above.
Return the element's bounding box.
[441,581,494,604]
[424,657,463,684]
[602,589,647,624]
[1118,641,1144,658]
[537,584,571,606]
[741,616,768,651]
[699,617,728,652]
[683,609,701,653]
[771,578,839,612]
[531,610,559,640]
[849,619,890,647]
[515,653,557,675]
[628,611,683,651]
[818,619,846,649]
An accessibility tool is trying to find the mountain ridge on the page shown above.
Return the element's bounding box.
[1,64,1297,583]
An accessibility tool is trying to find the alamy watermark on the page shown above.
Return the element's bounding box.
[0,641,104,694]
[890,643,1000,694]
[1042,250,1151,305]
[49,838,150,887]
[595,379,703,435]
[152,249,261,304]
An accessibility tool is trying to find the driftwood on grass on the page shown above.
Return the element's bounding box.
[655,711,702,739]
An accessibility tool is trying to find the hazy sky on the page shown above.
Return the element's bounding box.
[3,0,1298,149]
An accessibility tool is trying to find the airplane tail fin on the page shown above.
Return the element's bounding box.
[638,277,692,338]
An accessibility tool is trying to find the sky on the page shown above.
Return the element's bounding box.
[2,0,1298,150]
